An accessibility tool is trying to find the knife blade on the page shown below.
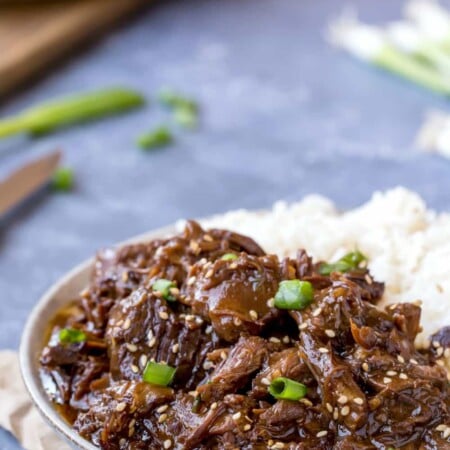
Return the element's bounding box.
[0,150,61,216]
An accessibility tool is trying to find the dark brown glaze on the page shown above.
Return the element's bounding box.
[39,221,450,449]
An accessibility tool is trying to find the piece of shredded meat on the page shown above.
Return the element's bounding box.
[39,221,450,449]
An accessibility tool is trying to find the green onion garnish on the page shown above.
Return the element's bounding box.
[274,280,314,310]
[143,361,176,386]
[51,167,74,192]
[59,328,86,344]
[221,253,238,261]
[158,89,198,129]
[318,250,367,275]
[152,279,177,301]
[0,87,145,139]
[268,377,307,401]
[137,126,173,150]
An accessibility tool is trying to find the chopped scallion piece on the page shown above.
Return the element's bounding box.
[268,377,307,401]
[143,361,176,386]
[274,280,314,310]
[52,167,74,192]
[158,89,199,129]
[152,279,177,301]
[221,253,238,261]
[318,250,368,275]
[137,126,173,150]
[59,328,86,344]
[0,87,145,139]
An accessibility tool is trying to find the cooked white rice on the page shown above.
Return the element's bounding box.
[191,187,450,351]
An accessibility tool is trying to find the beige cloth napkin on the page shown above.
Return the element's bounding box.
[0,350,71,450]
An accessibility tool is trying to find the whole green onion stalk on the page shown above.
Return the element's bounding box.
[0,87,145,139]
[386,22,450,74]
[328,11,450,95]
[405,0,450,50]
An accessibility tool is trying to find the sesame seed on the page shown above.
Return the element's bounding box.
[172,343,179,353]
[325,329,336,338]
[282,335,290,344]
[116,402,126,412]
[299,398,313,407]
[312,307,322,317]
[187,276,196,286]
[364,274,372,285]
[233,317,242,326]
[195,317,204,325]
[261,377,271,386]
[203,361,214,370]
[131,364,139,373]
[318,347,329,353]
[444,427,450,439]
[397,355,405,363]
[159,311,169,320]
[249,310,258,320]
[205,325,213,335]
[185,314,195,321]
[205,269,214,278]
[337,395,348,404]
[386,370,397,376]
[119,438,126,447]
[126,343,137,353]
[220,351,227,360]
[163,439,172,449]
[244,424,251,431]
[399,373,408,380]
[326,403,333,413]
[436,424,447,431]
[157,404,169,413]
[149,337,156,348]
[271,443,284,449]
[316,430,328,438]
[383,377,392,384]
[410,358,418,365]
[437,347,444,357]
[340,406,350,416]
[210,402,218,410]
[362,363,369,372]
[139,354,148,368]
[268,440,274,446]
[203,234,213,242]
[232,412,242,421]
[169,287,180,296]
[123,318,131,330]
[353,397,364,405]
[229,263,238,269]
[436,360,445,367]
[299,323,308,330]
[269,337,281,344]
[267,298,275,308]
[158,413,168,423]
[189,240,199,252]
[433,340,441,348]
[333,408,339,420]
[121,271,129,282]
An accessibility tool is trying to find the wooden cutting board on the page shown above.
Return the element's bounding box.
[0,0,148,99]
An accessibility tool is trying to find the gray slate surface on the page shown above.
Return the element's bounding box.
[1,0,450,447]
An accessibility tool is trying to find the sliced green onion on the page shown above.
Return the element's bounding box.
[152,279,177,301]
[274,280,314,310]
[59,328,86,344]
[158,89,199,129]
[0,87,145,139]
[137,126,173,150]
[51,167,74,192]
[268,377,307,401]
[143,361,176,386]
[318,250,367,275]
[221,253,238,261]
[328,13,450,96]
[174,105,198,129]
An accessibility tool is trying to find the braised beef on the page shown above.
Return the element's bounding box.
[39,221,450,449]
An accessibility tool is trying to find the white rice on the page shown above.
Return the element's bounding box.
[191,187,450,349]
